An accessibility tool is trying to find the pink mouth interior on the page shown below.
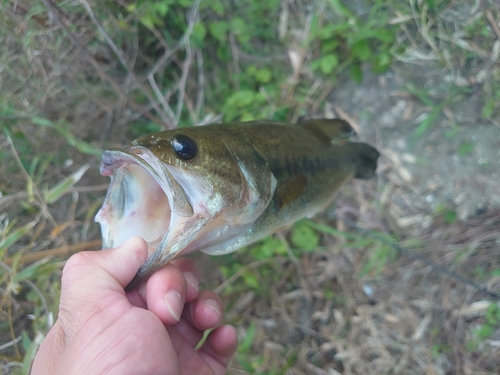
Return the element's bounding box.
[99,163,171,250]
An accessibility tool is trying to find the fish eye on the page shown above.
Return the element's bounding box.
[171,135,197,160]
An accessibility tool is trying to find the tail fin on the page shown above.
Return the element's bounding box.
[348,143,379,180]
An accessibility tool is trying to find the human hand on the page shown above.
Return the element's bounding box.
[31,237,238,375]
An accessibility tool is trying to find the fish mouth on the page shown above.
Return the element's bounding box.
[95,147,195,290]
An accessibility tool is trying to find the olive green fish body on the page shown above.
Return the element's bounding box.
[95,119,378,290]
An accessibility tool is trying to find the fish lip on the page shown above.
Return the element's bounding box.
[95,147,193,260]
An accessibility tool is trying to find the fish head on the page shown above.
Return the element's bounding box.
[95,126,271,290]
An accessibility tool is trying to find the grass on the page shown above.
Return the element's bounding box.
[1,0,500,373]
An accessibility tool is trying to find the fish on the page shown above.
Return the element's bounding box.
[95,119,379,291]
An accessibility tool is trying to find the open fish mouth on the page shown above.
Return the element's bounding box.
[95,147,196,290]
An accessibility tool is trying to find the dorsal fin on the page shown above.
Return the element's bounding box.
[297,119,356,145]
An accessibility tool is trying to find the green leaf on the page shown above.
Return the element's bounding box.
[238,321,257,353]
[474,324,493,340]
[405,83,434,106]
[414,107,441,138]
[0,222,36,258]
[21,331,32,352]
[486,303,500,325]
[45,164,90,204]
[230,17,246,34]
[482,99,495,119]
[291,224,319,251]
[443,210,457,224]
[26,115,101,155]
[229,91,255,107]
[209,21,228,42]
[192,22,207,44]
[321,39,339,54]
[13,260,62,283]
[255,69,272,83]
[210,0,225,16]
[177,0,193,7]
[319,54,339,74]
[352,40,370,61]
[241,270,259,289]
[250,237,285,259]
[140,14,158,29]
[372,28,394,43]
[457,141,474,156]
[230,17,250,44]
[152,2,169,17]
[350,63,363,83]
[21,331,39,375]
[240,112,255,122]
[328,0,355,18]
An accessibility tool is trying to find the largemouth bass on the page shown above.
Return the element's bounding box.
[95,119,379,290]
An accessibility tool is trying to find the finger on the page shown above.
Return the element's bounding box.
[125,289,147,309]
[183,290,223,331]
[173,291,224,348]
[170,259,199,302]
[62,237,148,296]
[134,259,199,307]
[144,263,187,325]
[198,325,238,374]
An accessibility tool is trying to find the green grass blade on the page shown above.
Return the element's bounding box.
[45,164,90,204]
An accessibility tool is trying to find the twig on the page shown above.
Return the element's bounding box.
[277,232,313,304]
[271,287,332,342]
[409,0,444,64]
[486,10,500,41]
[0,184,109,207]
[6,137,61,236]
[39,0,165,128]
[291,78,322,123]
[311,82,335,113]
[78,0,173,128]
[285,11,313,102]
[229,32,240,91]
[3,239,102,266]
[332,105,361,134]
[332,215,500,300]
[194,48,205,122]
[0,336,22,351]
[175,42,193,124]
[236,49,288,62]
[214,259,273,294]
[147,0,201,78]
[147,74,176,122]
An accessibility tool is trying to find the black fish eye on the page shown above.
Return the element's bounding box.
[171,135,197,160]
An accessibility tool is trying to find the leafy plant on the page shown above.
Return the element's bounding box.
[309,0,398,82]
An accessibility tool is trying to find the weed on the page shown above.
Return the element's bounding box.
[2,0,500,373]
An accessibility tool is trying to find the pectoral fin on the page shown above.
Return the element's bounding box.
[273,174,309,212]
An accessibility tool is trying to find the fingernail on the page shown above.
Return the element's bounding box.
[164,290,182,322]
[203,298,222,317]
[183,272,198,292]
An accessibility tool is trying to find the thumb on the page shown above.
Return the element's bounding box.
[62,237,148,293]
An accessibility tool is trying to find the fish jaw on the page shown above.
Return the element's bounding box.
[95,145,272,291]
[95,148,198,284]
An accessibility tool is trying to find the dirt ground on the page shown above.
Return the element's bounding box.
[202,64,500,375]
[332,64,500,224]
